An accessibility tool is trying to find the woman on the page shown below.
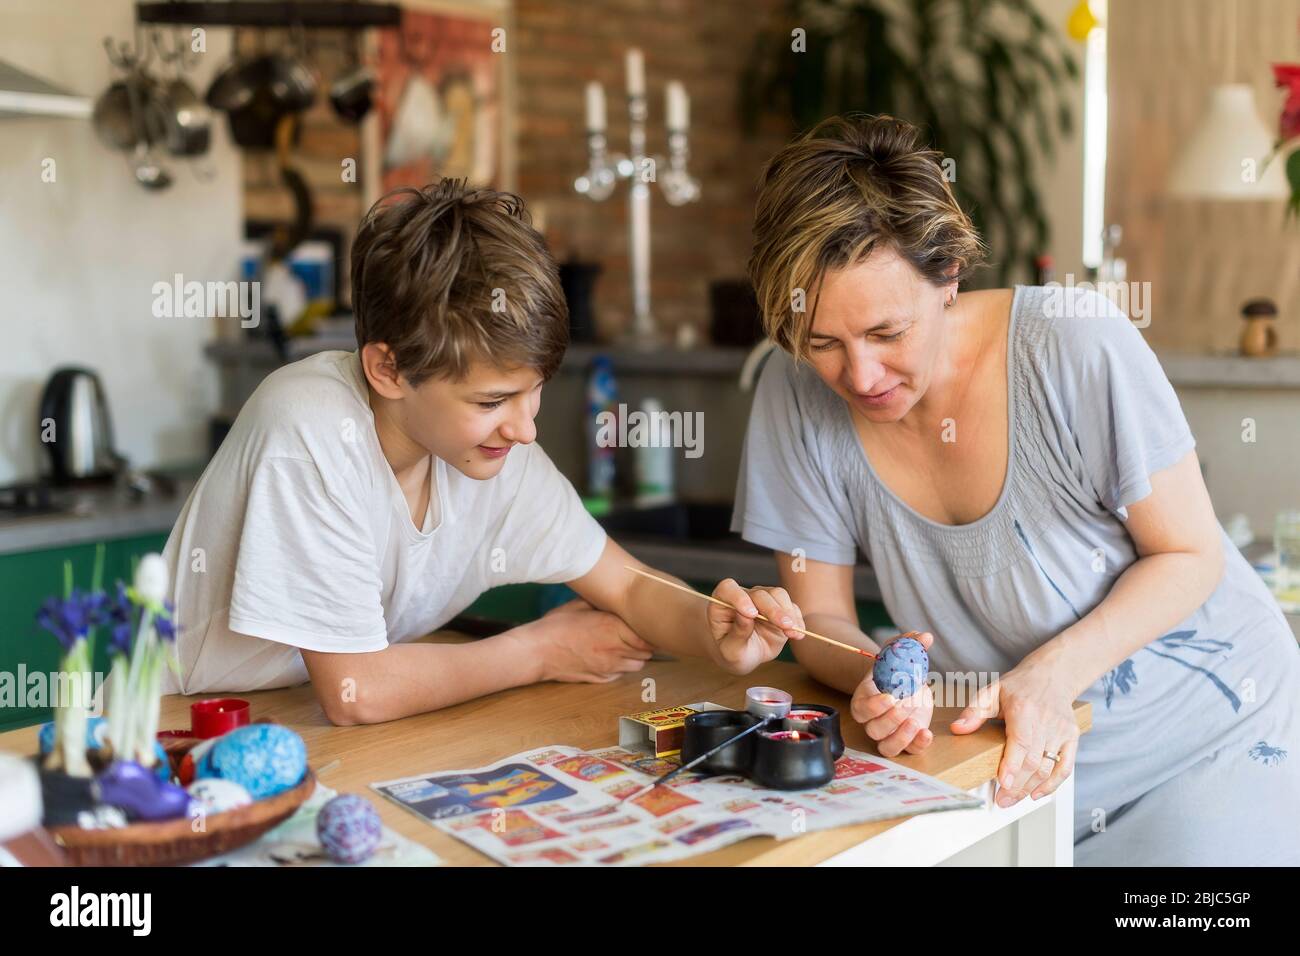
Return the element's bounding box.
[733,113,1300,865]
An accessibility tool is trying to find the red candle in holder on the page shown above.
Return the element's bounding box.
[784,710,827,722]
[763,730,816,741]
[190,698,251,738]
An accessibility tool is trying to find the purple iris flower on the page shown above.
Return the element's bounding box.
[36,590,102,651]
[99,582,135,656]
[155,600,178,643]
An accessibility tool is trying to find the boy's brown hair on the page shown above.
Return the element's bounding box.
[350,178,568,385]
[748,113,987,359]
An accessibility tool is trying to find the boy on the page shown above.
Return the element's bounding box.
[161,179,805,724]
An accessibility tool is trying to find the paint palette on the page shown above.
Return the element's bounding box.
[679,689,843,791]
[781,704,845,760]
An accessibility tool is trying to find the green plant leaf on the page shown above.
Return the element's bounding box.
[739,0,1073,284]
[1285,149,1300,220]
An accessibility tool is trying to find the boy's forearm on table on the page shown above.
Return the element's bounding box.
[1042,550,1223,701]
[315,628,544,724]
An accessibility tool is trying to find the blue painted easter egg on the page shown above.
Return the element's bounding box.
[39,718,170,778]
[873,637,929,699]
[197,724,307,799]
[39,716,109,754]
[317,794,382,864]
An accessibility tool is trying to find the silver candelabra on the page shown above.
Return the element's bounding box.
[574,50,701,345]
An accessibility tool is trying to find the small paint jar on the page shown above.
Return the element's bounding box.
[751,725,835,791]
[680,710,761,776]
[784,704,844,760]
[744,686,792,720]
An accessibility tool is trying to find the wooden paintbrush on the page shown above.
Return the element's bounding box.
[624,564,889,660]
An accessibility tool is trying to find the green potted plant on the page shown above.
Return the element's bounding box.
[741,0,1080,285]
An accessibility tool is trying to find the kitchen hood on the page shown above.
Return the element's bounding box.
[0,59,92,120]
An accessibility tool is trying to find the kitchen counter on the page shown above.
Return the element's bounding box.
[0,473,884,601]
[0,478,196,557]
[1157,351,1300,389]
[0,634,1092,866]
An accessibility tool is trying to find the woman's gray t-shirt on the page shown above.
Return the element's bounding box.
[733,284,1300,844]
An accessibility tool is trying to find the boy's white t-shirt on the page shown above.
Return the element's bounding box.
[161,350,607,694]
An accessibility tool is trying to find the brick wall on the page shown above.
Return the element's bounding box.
[240,1,794,342]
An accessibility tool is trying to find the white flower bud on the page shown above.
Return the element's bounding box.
[134,553,169,605]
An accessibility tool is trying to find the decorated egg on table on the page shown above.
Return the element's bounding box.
[197,724,307,799]
[187,778,254,815]
[317,794,382,864]
[873,637,930,699]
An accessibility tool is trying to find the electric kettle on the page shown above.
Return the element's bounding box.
[37,367,124,484]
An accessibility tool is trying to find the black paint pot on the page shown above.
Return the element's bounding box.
[751,726,835,791]
[680,710,761,776]
[784,704,844,761]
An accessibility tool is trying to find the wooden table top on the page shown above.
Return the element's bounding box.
[0,637,1091,866]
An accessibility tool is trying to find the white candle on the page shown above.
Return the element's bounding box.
[585,81,606,132]
[666,80,689,130]
[625,48,645,97]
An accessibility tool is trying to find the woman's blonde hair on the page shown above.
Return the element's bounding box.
[747,113,987,358]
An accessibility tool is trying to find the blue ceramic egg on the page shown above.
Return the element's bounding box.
[39,716,109,754]
[873,637,929,699]
[317,794,382,864]
[197,724,307,800]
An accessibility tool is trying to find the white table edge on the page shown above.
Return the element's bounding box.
[816,774,1076,867]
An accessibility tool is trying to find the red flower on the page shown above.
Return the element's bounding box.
[1273,64,1300,141]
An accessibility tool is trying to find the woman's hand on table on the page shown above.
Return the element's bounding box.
[850,632,936,757]
[528,597,655,683]
[949,647,1080,807]
[706,579,806,675]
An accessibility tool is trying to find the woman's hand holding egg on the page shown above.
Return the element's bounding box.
[851,632,935,756]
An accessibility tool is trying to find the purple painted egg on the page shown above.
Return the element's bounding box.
[873,637,930,699]
[94,760,198,822]
[316,794,382,864]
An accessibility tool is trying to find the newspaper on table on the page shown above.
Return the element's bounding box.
[370,736,984,866]
[195,782,442,867]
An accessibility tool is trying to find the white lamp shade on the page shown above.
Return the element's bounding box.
[1169,84,1289,200]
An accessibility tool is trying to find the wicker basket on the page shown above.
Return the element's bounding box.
[48,771,316,866]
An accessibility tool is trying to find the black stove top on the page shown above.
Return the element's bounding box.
[0,480,69,517]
